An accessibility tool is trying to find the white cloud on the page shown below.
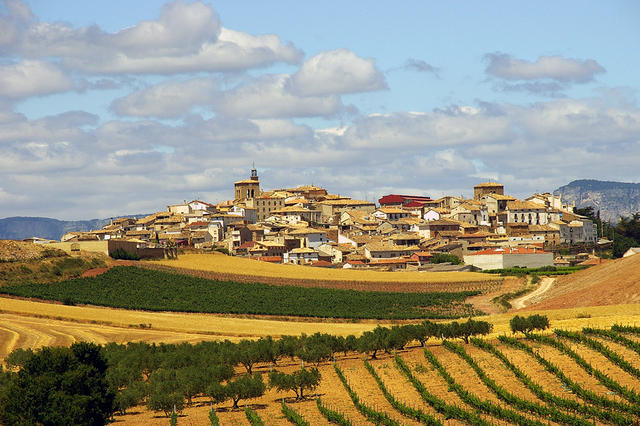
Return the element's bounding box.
[0,60,74,98]
[342,108,515,149]
[110,78,219,118]
[215,74,343,118]
[6,1,302,75]
[512,98,640,143]
[109,0,220,58]
[289,48,387,96]
[485,53,606,83]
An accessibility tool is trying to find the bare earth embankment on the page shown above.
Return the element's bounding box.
[520,253,640,311]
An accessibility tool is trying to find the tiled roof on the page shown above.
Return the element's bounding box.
[290,247,317,254]
[364,242,410,252]
[288,227,326,235]
[474,182,504,188]
[318,199,374,206]
[506,200,546,211]
[467,246,548,256]
[483,193,516,201]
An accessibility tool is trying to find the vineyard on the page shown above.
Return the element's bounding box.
[5,325,640,426]
[152,326,640,425]
[0,266,485,319]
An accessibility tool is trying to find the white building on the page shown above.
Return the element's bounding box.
[463,246,554,270]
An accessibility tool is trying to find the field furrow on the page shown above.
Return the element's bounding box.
[339,357,424,426]
[429,345,503,407]
[315,357,370,425]
[462,344,541,404]
[397,348,474,413]
[284,400,332,426]
[368,351,467,426]
[522,339,610,398]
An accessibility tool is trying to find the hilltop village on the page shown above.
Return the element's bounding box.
[51,166,600,271]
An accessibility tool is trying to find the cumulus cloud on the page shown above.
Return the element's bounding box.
[485,53,606,83]
[214,74,344,118]
[109,0,220,58]
[342,107,515,150]
[110,78,219,118]
[4,1,302,74]
[289,48,387,96]
[0,60,74,98]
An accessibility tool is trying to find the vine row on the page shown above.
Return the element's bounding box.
[363,359,443,426]
[334,364,403,426]
[280,401,310,426]
[582,327,640,358]
[498,335,640,416]
[527,333,640,406]
[555,329,640,379]
[316,398,355,426]
[471,338,633,426]
[393,354,493,426]
[423,346,548,426]
[244,407,265,426]
[443,339,592,426]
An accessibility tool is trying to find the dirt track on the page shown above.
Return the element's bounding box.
[511,277,554,310]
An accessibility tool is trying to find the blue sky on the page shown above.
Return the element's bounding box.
[1,0,639,220]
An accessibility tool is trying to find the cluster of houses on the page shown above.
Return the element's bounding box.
[55,166,601,271]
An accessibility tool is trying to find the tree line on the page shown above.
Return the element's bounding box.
[576,207,640,257]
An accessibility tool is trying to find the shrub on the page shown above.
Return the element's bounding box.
[110,248,140,261]
[430,253,463,265]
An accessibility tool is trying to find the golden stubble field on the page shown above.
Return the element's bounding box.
[155,252,500,283]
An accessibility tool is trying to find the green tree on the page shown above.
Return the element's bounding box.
[146,368,185,417]
[0,342,115,426]
[509,314,550,335]
[269,367,322,400]
[430,253,463,265]
[207,373,266,409]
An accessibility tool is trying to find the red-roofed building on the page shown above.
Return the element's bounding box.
[378,194,433,208]
[463,246,553,270]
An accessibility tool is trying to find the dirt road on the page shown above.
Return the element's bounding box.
[511,277,555,310]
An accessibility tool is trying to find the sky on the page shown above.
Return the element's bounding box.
[1,0,639,220]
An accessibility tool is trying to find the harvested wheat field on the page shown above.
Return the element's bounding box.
[155,252,499,284]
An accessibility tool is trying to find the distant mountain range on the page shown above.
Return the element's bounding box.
[554,179,640,223]
[0,215,151,241]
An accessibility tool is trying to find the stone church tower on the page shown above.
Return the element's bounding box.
[234,164,260,201]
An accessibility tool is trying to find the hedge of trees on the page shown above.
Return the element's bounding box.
[0,318,493,423]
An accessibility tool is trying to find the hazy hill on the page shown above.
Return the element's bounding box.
[554,179,640,222]
[0,215,150,241]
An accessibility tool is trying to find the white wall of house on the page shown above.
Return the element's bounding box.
[464,251,554,270]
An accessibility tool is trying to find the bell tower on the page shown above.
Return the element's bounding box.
[234,164,260,201]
